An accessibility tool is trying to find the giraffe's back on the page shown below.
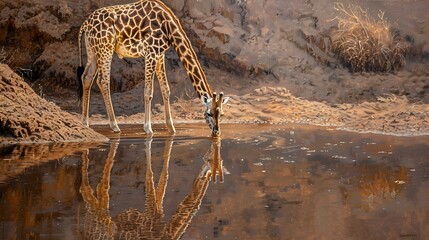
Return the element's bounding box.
[111,0,172,59]
[83,0,175,59]
[86,0,175,58]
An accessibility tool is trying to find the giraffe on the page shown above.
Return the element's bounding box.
[76,0,230,136]
[80,136,226,239]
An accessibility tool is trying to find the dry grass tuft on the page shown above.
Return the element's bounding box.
[174,87,196,113]
[331,3,407,72]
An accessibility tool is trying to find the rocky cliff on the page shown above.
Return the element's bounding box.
[1,0,428,104]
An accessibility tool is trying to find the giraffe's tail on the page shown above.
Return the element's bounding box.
[76,22,86,103]
[76,65,84,103]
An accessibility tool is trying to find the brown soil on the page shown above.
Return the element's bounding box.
[0,64,108,144]
[50,84,429,137]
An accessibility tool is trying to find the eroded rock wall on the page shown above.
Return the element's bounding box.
[0,0,335,92]
[0,0,428,102]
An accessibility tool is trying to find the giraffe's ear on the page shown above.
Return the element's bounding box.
[222,96,230,104]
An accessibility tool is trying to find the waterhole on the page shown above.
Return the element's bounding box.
[1,124,428,239]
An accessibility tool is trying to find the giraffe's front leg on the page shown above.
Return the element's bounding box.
[163,98,176,134]
[144,58,156,135]
[144,98,153,135]
[156,56,175,133]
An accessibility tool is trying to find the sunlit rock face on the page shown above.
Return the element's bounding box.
[0,0,428,102]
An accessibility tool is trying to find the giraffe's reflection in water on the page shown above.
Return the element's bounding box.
[80,137,225,239]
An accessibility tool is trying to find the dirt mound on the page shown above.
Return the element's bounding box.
[225,87,429,136]
[0,64,108,144]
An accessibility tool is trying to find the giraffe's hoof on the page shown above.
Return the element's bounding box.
[111,125,121,133]
[83,119,89,127]
[167,127,176,134]
[144,125,153,135]
[167,124,176,134]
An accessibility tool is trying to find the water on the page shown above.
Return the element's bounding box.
[1,124,429,239]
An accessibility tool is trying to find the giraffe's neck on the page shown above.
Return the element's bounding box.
[157,1,213,98]
[172,34,213,98]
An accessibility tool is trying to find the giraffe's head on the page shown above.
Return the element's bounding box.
[201,92,230,137]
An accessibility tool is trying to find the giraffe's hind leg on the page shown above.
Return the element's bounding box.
[96,54,121,133]
[155,55,175,133]
[81,47,98,127]
[143,57,156,135]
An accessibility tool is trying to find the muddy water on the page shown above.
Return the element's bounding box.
[1,124,429,239]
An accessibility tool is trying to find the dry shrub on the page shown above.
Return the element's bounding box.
[174,87,196,113]
[331,3,407,72]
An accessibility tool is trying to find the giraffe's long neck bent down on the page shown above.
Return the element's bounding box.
[158,2,212,98]
[169,30,212,98]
